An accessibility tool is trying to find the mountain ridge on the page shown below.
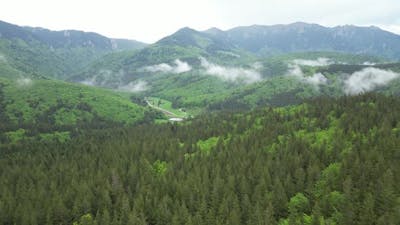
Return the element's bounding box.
[218,22,400,58]
[0,20,147,50]
[0,20,147,79]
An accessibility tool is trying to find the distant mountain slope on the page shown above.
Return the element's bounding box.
[220,22,400,59]
[24,26,147,50]
[70,27,257,86]
[73,22,400,86]
[75,49,397,114]
[123,27,255,68]
[2,20,398,115]
[0,20,147,79]
[157,27,235,54]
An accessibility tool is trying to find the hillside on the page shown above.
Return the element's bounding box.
[0,94,399,224]
[0,77,153,146]
[67,22,400,115]
[0,20,147,79]
[33,24,254,85]
[74,49,398,114]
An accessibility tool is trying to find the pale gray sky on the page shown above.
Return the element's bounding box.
[1,0,399,43]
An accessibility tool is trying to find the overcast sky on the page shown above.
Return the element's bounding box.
[1,0,399,43]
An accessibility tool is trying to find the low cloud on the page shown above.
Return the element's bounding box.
[0,54,6,63]
[362,61,376,66]
[143,59,191,74]
[292,58,333,67]
[80,69,125,87]
[344,67,400,95]
[304,73,328,86]
[287,64,328,87]
[252,62,263,70]
[16,78,33,87]
[118,80,149,93]
[200,57,261,83]
[80,78,96,86]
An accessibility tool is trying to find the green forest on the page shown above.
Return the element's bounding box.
[1,94,399,225]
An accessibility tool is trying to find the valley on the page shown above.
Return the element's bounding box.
[0,18,399,225]
[145,97,188,119]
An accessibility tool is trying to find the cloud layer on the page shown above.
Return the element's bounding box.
[0,54,7,63]
[287,64,328,87]
[200,57,261,83]
[16,78,33,87]
[118,80,149,93]
[344,67,400,95]
[144,59,192,74]
[80,69,126,87]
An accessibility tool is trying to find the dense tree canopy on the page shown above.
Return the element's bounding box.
[0,94,399,225]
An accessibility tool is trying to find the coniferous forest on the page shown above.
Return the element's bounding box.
[0,94,399,225]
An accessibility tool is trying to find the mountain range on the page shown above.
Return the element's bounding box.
[1,20,400,119]
[2,20,400,80]
[212,22,400,59]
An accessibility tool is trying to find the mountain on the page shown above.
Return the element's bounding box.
[70,26,256,87]
[0,20,147,79]
[73,22,400,87]
[3,20,400,116]
[157,27,235,54]
[123,27,254,67]
[75,48,394,112]
[221,22,400,59]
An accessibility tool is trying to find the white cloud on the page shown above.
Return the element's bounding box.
[287,58,331,88]
[80,78,96,86]
[118,80,149,93]
[80,69,125,87]
[362,61,376,66]
[16,78,33,87]
[0,54,7,63]
[292,58,333,67]
[304,73,328,86]
[252,62,263,70]
[287,64,328,87]
[344,67,400,95]
[200,57,261,83]
[144,63,172,73]
[143,59,192,74]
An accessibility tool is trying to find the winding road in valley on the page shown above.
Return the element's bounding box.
[145,98,182,118]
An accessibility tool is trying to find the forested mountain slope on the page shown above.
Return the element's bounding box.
[0,94,399,225]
